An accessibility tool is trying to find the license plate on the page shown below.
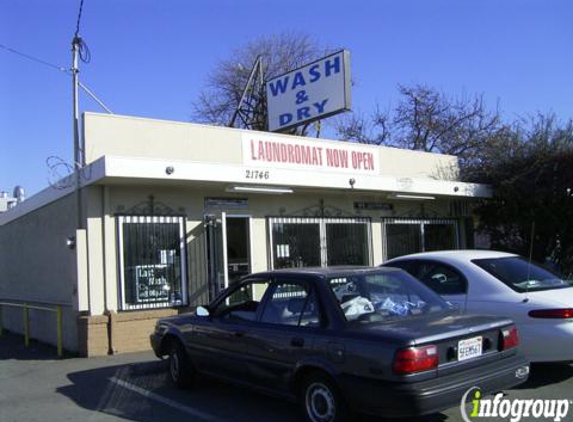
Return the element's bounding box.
[458,336,483,361]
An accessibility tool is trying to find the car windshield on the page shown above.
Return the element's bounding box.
[472,257,571,293]
[326,269,450,323]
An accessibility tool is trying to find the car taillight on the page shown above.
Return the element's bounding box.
[501,326,519,350]
[392,345,438,375]
[528,309,573,319]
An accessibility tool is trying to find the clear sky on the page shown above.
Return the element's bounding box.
[1,0,572,196]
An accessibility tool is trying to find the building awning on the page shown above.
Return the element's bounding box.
[0,153,491,226]
[93,155,491,198]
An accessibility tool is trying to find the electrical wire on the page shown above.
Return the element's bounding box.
[77,38,91,64]
[0,43,69,74]
[1,42,112,113]
[73,0,91,63]
[3,1,112,114]
[74,0,85,38]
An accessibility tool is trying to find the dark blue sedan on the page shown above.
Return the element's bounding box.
[151,267,529,422]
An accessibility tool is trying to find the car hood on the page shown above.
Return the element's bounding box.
[345,312,513,346]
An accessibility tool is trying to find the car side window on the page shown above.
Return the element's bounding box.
[386,260,414,272]
[259,281,321,327]
[212,279,271,322]
[416,262,467,295]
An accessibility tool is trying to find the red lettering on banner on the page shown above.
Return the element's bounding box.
[287,144,295,163]
[248,139,375,172]
[326,148,349,168]
[350,151,376,170]
[250,140,257,160]
[301,145,310,164]
[365,152,374,170]
[313,147,323,166]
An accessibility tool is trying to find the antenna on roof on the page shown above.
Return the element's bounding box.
[525,221,536,295]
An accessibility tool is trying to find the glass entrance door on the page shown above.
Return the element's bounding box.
[205,212,227,299]
[205,212,251,299]
[225,216,251,284]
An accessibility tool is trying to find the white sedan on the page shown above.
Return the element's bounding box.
[383,250,573,363]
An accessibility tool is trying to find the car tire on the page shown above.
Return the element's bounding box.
[168,340,194,389]
[301,373,350,422]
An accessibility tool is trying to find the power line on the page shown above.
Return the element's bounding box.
[0,43,69,74]
[74,0,86,38]
[1,42,112,114]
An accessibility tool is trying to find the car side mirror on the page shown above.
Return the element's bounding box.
[196,306,210,317]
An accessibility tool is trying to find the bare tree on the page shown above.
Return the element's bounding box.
[334,105,391,145]
[469,113,573,277]
[192,32,329,134]
[336,84,506,168]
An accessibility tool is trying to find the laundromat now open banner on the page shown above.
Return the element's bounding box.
[242,133,379,175]
[266,50,351,132]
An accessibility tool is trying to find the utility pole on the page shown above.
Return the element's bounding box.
[72,35,83,229]
[72,36,82,168]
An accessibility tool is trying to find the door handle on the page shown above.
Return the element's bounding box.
[291,337,305,348]
[234,330,246,338]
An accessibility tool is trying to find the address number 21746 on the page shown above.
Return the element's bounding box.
[245,170,270,180]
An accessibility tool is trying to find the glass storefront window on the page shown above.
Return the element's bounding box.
[326,223,369,266]
[271,221,321,268]
[424,223,457,251]
[117,215,188,310]
[269,217,371,269]
[383,219,459,260]
[386,223,421,259]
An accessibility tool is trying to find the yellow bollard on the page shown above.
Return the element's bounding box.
[23,303,30,347]
[56,306,63,358]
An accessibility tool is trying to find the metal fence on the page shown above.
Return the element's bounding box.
[0,300,66,358]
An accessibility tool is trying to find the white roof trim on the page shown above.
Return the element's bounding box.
[0,155,490,226]
[101,155,491,198]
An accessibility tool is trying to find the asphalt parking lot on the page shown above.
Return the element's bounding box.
[1,332,572,422]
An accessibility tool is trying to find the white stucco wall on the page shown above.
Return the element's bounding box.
[0,193,80,351]
[88,184,458,311]
[83,112,460,181]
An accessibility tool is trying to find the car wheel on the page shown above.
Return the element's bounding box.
[301,373,349,422]
[169,340,194,388]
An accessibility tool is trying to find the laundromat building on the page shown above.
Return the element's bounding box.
[0,112,491,356]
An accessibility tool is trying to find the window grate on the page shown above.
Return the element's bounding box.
[382,218,459,261]
[268,217,372,269]
[117,215,188,310]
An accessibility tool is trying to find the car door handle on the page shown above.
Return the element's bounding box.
[291,337,305,348]
[234,330,246,338]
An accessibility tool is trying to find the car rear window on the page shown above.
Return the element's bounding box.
[472,257,571,293]
[326,269,449,324]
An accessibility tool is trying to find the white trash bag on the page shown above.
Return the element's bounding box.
[341,296,375,320]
